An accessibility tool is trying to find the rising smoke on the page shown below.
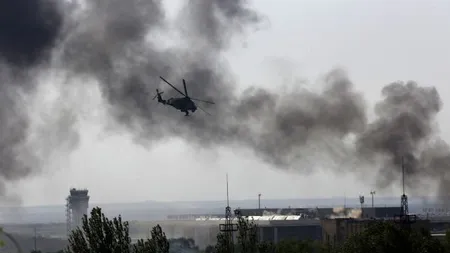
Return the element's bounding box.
[0,0,70,203]
[0,0,448,203]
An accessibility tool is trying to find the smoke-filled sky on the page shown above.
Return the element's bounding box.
[1,0,449,206]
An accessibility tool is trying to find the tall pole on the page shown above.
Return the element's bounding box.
[34,226,37,252]
[402,157,405,196]
[258,193,261,210]
[370,191,376,208]
[219,173,237,253]
[226,174,229,208]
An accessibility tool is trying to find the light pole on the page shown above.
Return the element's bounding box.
[370,191,376,208]
[258,193,261,210]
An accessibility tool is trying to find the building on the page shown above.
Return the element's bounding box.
[160,206,425,247]
[66,188,90,235]
[256,218,322,243]
[360,207,400,218]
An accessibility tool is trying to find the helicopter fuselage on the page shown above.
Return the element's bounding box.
[156,76,214,116]
[167,97,197,115]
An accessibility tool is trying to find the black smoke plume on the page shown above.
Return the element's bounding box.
[0,0,449,203]
[356,81,448,196]
[0,0,66,202]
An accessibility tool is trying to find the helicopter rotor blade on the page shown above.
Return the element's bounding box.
[196,105,211,115]
[183,79,188,97]
[159,76,186,97]
[191,98,215,104]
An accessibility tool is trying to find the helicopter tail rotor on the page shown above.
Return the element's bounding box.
[152,89,164,100]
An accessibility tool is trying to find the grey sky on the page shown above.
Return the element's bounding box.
[17,0,450,206]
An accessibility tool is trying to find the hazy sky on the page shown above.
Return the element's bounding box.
[17,0,450,206]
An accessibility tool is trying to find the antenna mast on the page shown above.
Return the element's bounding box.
[395,156,417,227]
[219,173,238,253]
[227,174,229,207]
[400,157,409,216]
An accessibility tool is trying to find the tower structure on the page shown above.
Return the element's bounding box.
[66,188,90,235]
[219,174,238,253]
[400,157,408,216]
[394,156,416,227]
[370,190,376,208]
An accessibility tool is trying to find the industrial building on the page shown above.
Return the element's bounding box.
[65,188,90,235]
[159,206,408,247]
[57,189,438,248]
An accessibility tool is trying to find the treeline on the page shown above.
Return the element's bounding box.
[20,207,450,253]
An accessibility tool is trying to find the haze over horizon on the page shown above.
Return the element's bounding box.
[0,0,449,206]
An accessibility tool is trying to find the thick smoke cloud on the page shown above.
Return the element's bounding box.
[0,0,449,203]
[356,82,447,195]
[58,0,449,196]
[0,0,66,202]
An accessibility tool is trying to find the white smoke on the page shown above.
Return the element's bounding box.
[328,207,362,219]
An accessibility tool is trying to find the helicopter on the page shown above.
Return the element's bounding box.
[153,76,215,116]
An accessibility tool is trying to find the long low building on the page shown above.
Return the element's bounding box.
[130,216,323,247]
[2,206,449,249]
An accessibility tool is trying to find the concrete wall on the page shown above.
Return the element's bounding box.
[257,225,322,243]
[361,207,400,218]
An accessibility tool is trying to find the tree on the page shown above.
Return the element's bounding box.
[0,227,5,248]
[66,207,132,253]
[236,216,259,253]
[214,217,264,253]
[213,216,260,253]
[214,230,231,253]
[443,229,450,253]
[169,237,199,253]
[66,206,169,253]
[337,221,445,253]
[257,241,275,253]
[274,239,317,253]
[133,225,170,253]
[204,245,215,253]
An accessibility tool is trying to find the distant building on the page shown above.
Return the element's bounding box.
[162,206,426,247]
[66,188,90,235]
[256,219,322,243]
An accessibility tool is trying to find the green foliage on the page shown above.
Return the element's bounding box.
[0,227,4,247]
[236,216,259,253]
[133,225,170,253]
[66,207,169,253]
[337,222,445,253]
[443,229,450,253]
[214,230,231,253]
[257,241,275,253]
[275,239,317,253]
[213,216,259,253]
[169,237,199,253]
